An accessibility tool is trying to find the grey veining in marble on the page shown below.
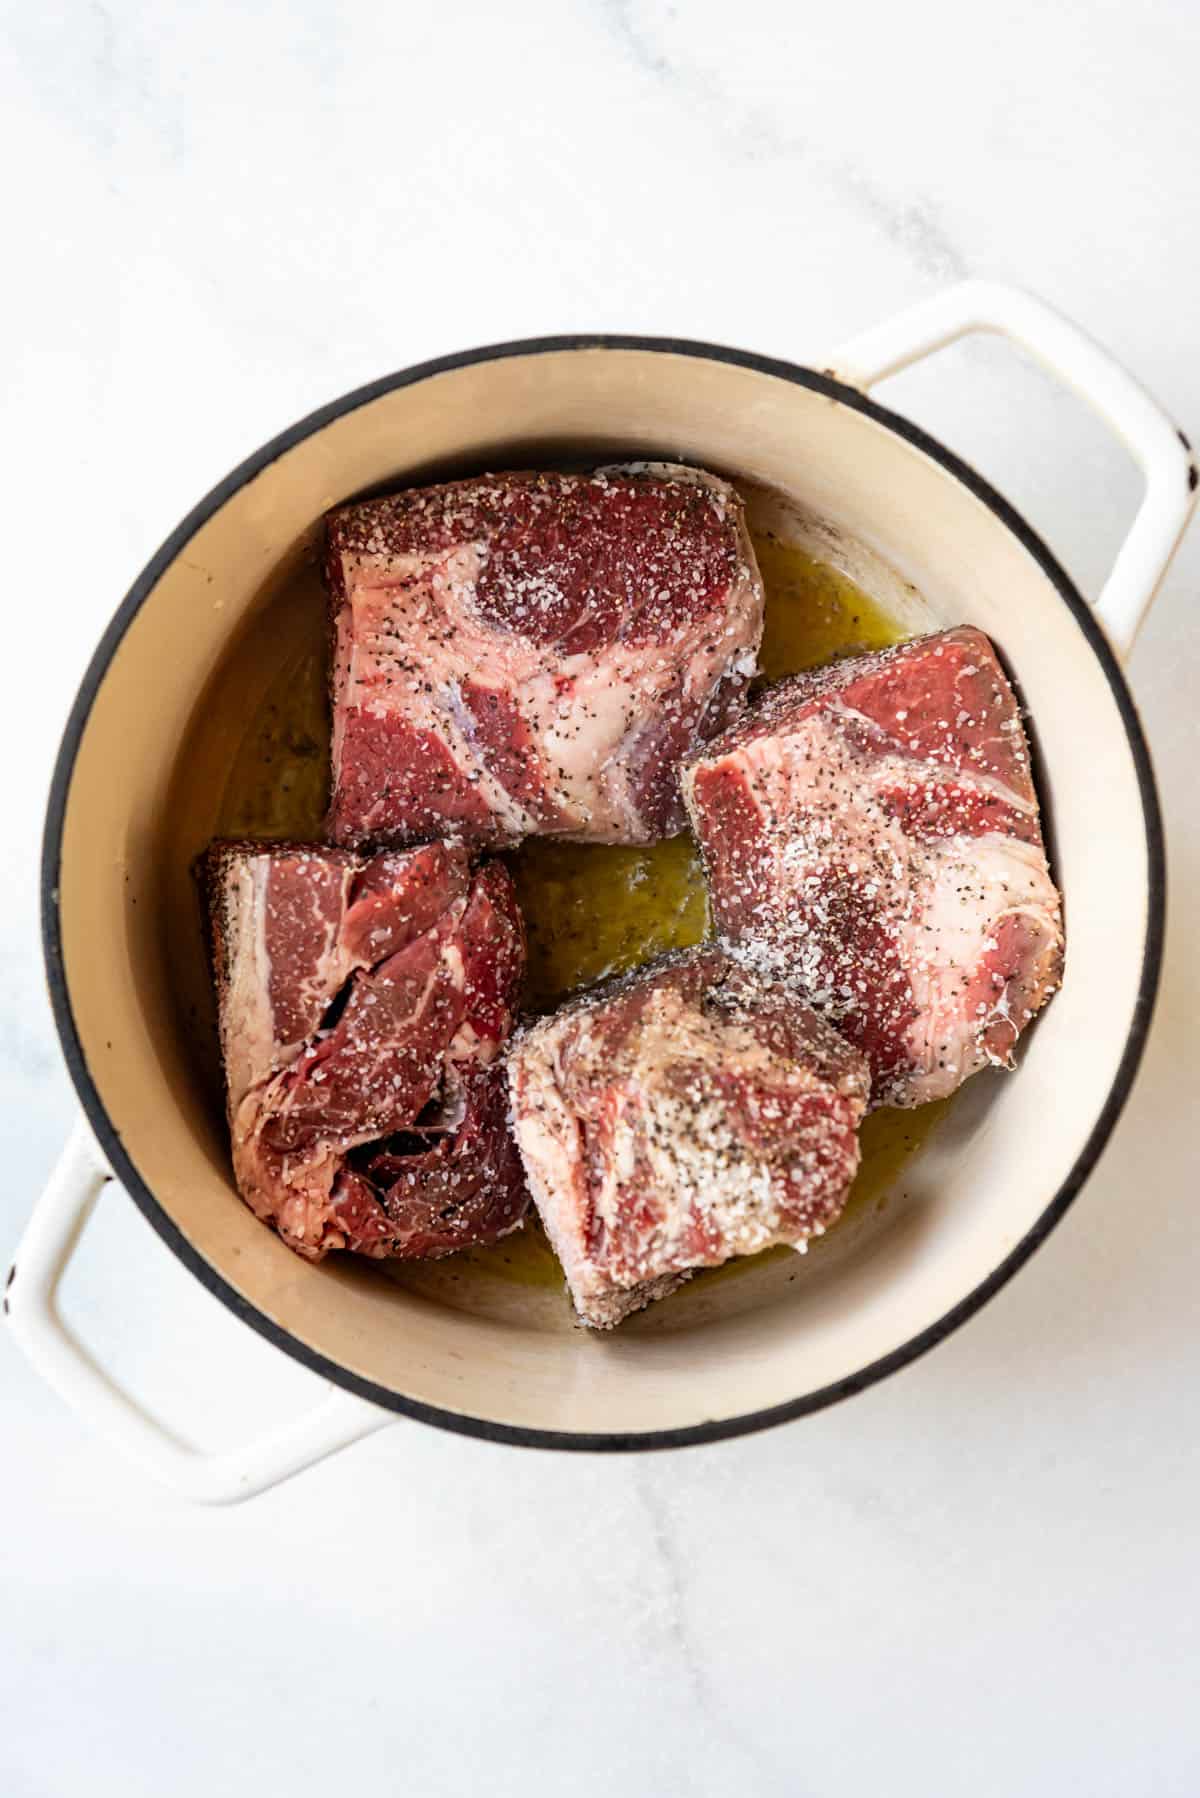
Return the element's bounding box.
[3,2,1199,1794]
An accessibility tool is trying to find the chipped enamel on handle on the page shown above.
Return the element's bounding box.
[828,280,1199,662]
[6,1121,389,1504]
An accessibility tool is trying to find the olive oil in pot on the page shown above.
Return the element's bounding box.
[211,520,949,1298]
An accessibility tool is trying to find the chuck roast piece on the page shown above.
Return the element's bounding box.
[682,626,1065,1107]
[324,465,764,848]
[506,946,870,1328]
[203,839,528,1260]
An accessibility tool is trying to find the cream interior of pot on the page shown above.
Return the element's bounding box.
[54,349,1151,1433]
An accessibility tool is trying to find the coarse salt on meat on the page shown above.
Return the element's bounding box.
[682,626,1065,1106]
[506,946,870,1328]
[324,464,764,847]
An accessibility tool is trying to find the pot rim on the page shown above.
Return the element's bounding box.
[41,333,1167,1452]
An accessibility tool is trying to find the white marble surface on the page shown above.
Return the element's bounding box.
[3,2,1200,1792]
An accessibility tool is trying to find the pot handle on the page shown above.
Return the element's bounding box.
[828,280,1198,661]
[6,1120,390,1504]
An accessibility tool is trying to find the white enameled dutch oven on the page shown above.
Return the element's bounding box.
[9,283,1195,1502]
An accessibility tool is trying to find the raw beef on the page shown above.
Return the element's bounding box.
[324,464,764,847]
[682,626,1065,1107]
[204,838,528,1260]
[507,946,870,1328]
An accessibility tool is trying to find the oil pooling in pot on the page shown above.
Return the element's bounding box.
[212,514,951,1297]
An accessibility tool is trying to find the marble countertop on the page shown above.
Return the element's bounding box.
[4,3,1198,1793]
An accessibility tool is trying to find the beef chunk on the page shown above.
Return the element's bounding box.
[506,947,869,1328]
[204,838,528,1259]
[324,465,763,848]
[682,627,1065,1107]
